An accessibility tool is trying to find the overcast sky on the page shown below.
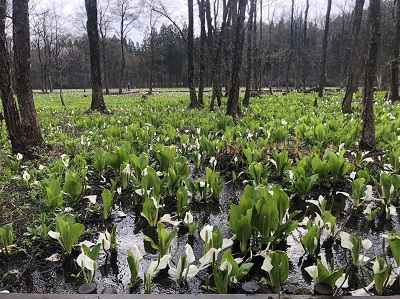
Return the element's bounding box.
[32,0,368,44]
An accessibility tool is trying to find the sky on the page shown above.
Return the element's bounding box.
[32,0,366,44]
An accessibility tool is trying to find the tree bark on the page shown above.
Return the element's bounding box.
[208,0,228,111]
[285,0,295,93]
[85,0,107,112]
[318,0,332,98]
[360,0,381,150]
[197,0,206,107]
[13,0,44,151]
[342,0,365,113]
[226,0,247,118]
[0,0,24,153]
[390,0,400,102]
[243,0,255,106]
[301,0,309,91]
[188,0,199,108]
[119,18,125,94]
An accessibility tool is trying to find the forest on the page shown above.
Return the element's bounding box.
[23,0,394,91]
[2,0,400,296]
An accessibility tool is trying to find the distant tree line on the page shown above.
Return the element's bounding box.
[26,1,396,93]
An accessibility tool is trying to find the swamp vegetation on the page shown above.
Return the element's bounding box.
[1,90,400,295]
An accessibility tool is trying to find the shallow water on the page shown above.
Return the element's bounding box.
[10,178,400,295]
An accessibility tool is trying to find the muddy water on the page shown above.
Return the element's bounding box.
[12,179,400,294]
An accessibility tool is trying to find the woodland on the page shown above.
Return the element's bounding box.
[2,0,400,296]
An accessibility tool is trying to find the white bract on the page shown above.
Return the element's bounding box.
[183,211,194,224]
[97,232,110,251]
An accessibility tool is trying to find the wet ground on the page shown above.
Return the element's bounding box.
[3,176,400,295]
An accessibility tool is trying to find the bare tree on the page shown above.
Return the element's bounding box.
[31,10,53,93]
[300,0,309,91]
[226,0,248,118]
[85,0,107,112]
[285,0,294,92]
[12,0,44,151]
[390,0,400,102]
[360,0,381,150]
[0,0,24,153]
[317,0,332,99]
[197,0,206,107]
[112,0,142,94]
[243,0,255,106]
[208,0,229,111]
[188,0,199,108]
[342,0,365,113]
[99,0,112,94]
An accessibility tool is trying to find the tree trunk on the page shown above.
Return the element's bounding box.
[149,26,155,93]
[188,0,199,108]
[301,0,309,90]
[0,0,24,153]
[226,0,247,118]
[197,0,206,107]
[285,0,295,93]
[243,0,255,106]
[208,0,228,111]
[101,38,110,95]
[13,0,44,151]
[342,0,365,113]
[360,0,381,150]
[85,0,107,112]
[119,21,125,94]
[318,0,332,98]
[390,0,400,102]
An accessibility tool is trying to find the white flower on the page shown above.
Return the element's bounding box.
[261,255,273,274]
[350,171,356,180]
[220,260,233,275]
[117,187,122,195]
[46,253,61,262]
[79,240,96,248]
[335,273,349,288]
[159,214,181,226]
[307,195,326,213]
[84,195,97,204]
[350,281,374,296]
[122,163,131,175]
[64,207,73,213]
[362,239,372,251]
[183,211,193,224]
[77,252,95,272]
[48,231,60,240]
[281,119,287,125]
[199,248,220,270]
[222,238,234,249]
[131,245,142,262]
[16,153,23,160]
[209,156,217,167]
[314,213,324,228]
[386,205,398,217]
[340,231,353,250]
[61,154,69,167]
[305,265,318,282]
[363,204,373,220]
[200,225,213,243]
[185,244,195,264]
[147,254,171,277]
[97,233,110,251]
[199,180,205,188]
[363,185,374,202]
[22,171,30,182]
[38,164,45,171]
[142,167,148,177]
